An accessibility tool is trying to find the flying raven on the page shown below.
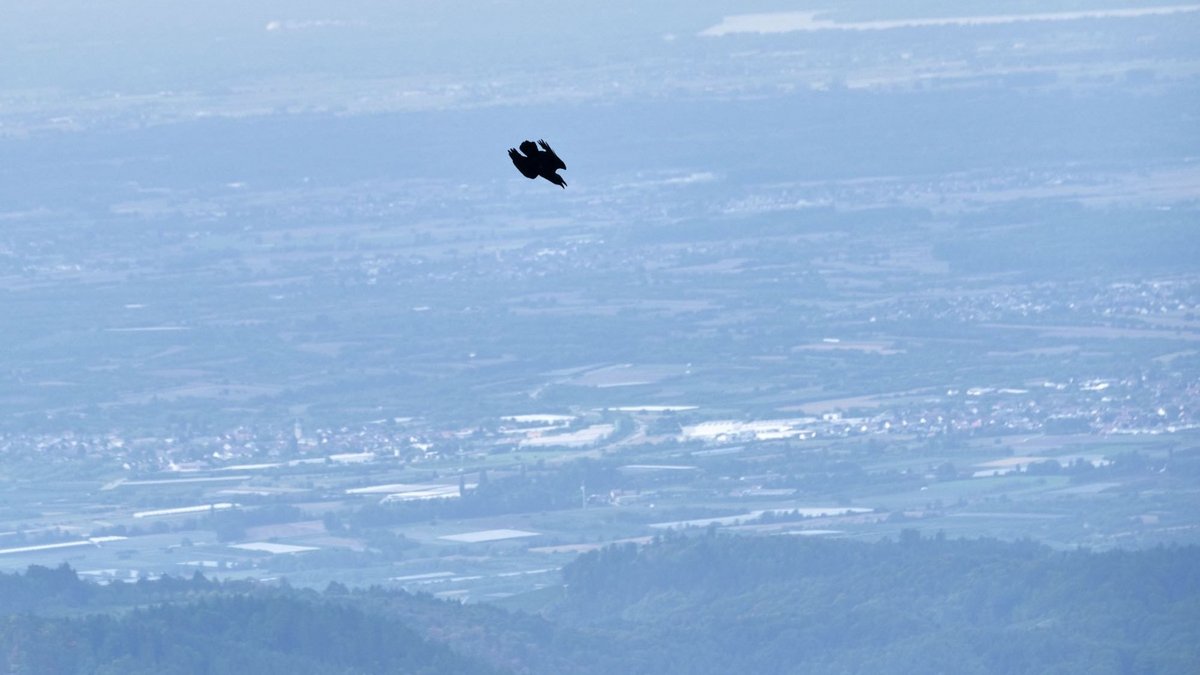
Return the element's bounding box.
[508,139,567,188]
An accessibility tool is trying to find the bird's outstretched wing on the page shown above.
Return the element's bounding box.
[538,139,566,171]
[508,148,538,179]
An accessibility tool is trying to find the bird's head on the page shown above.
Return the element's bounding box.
[548,174,567,189]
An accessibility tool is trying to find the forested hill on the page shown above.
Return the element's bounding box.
[554,533,1200,674]
[0,568,501,675]
[1,535,1198,674]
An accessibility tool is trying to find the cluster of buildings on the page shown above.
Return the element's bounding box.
[856,277,1198,325]
[2,362,1193,474]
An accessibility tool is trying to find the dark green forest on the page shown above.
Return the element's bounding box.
[1,534,1197,674]
[0,569,497,675]
[555,533,1200,674]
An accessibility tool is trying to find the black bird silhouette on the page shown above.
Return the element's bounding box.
[508,139,567,188]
